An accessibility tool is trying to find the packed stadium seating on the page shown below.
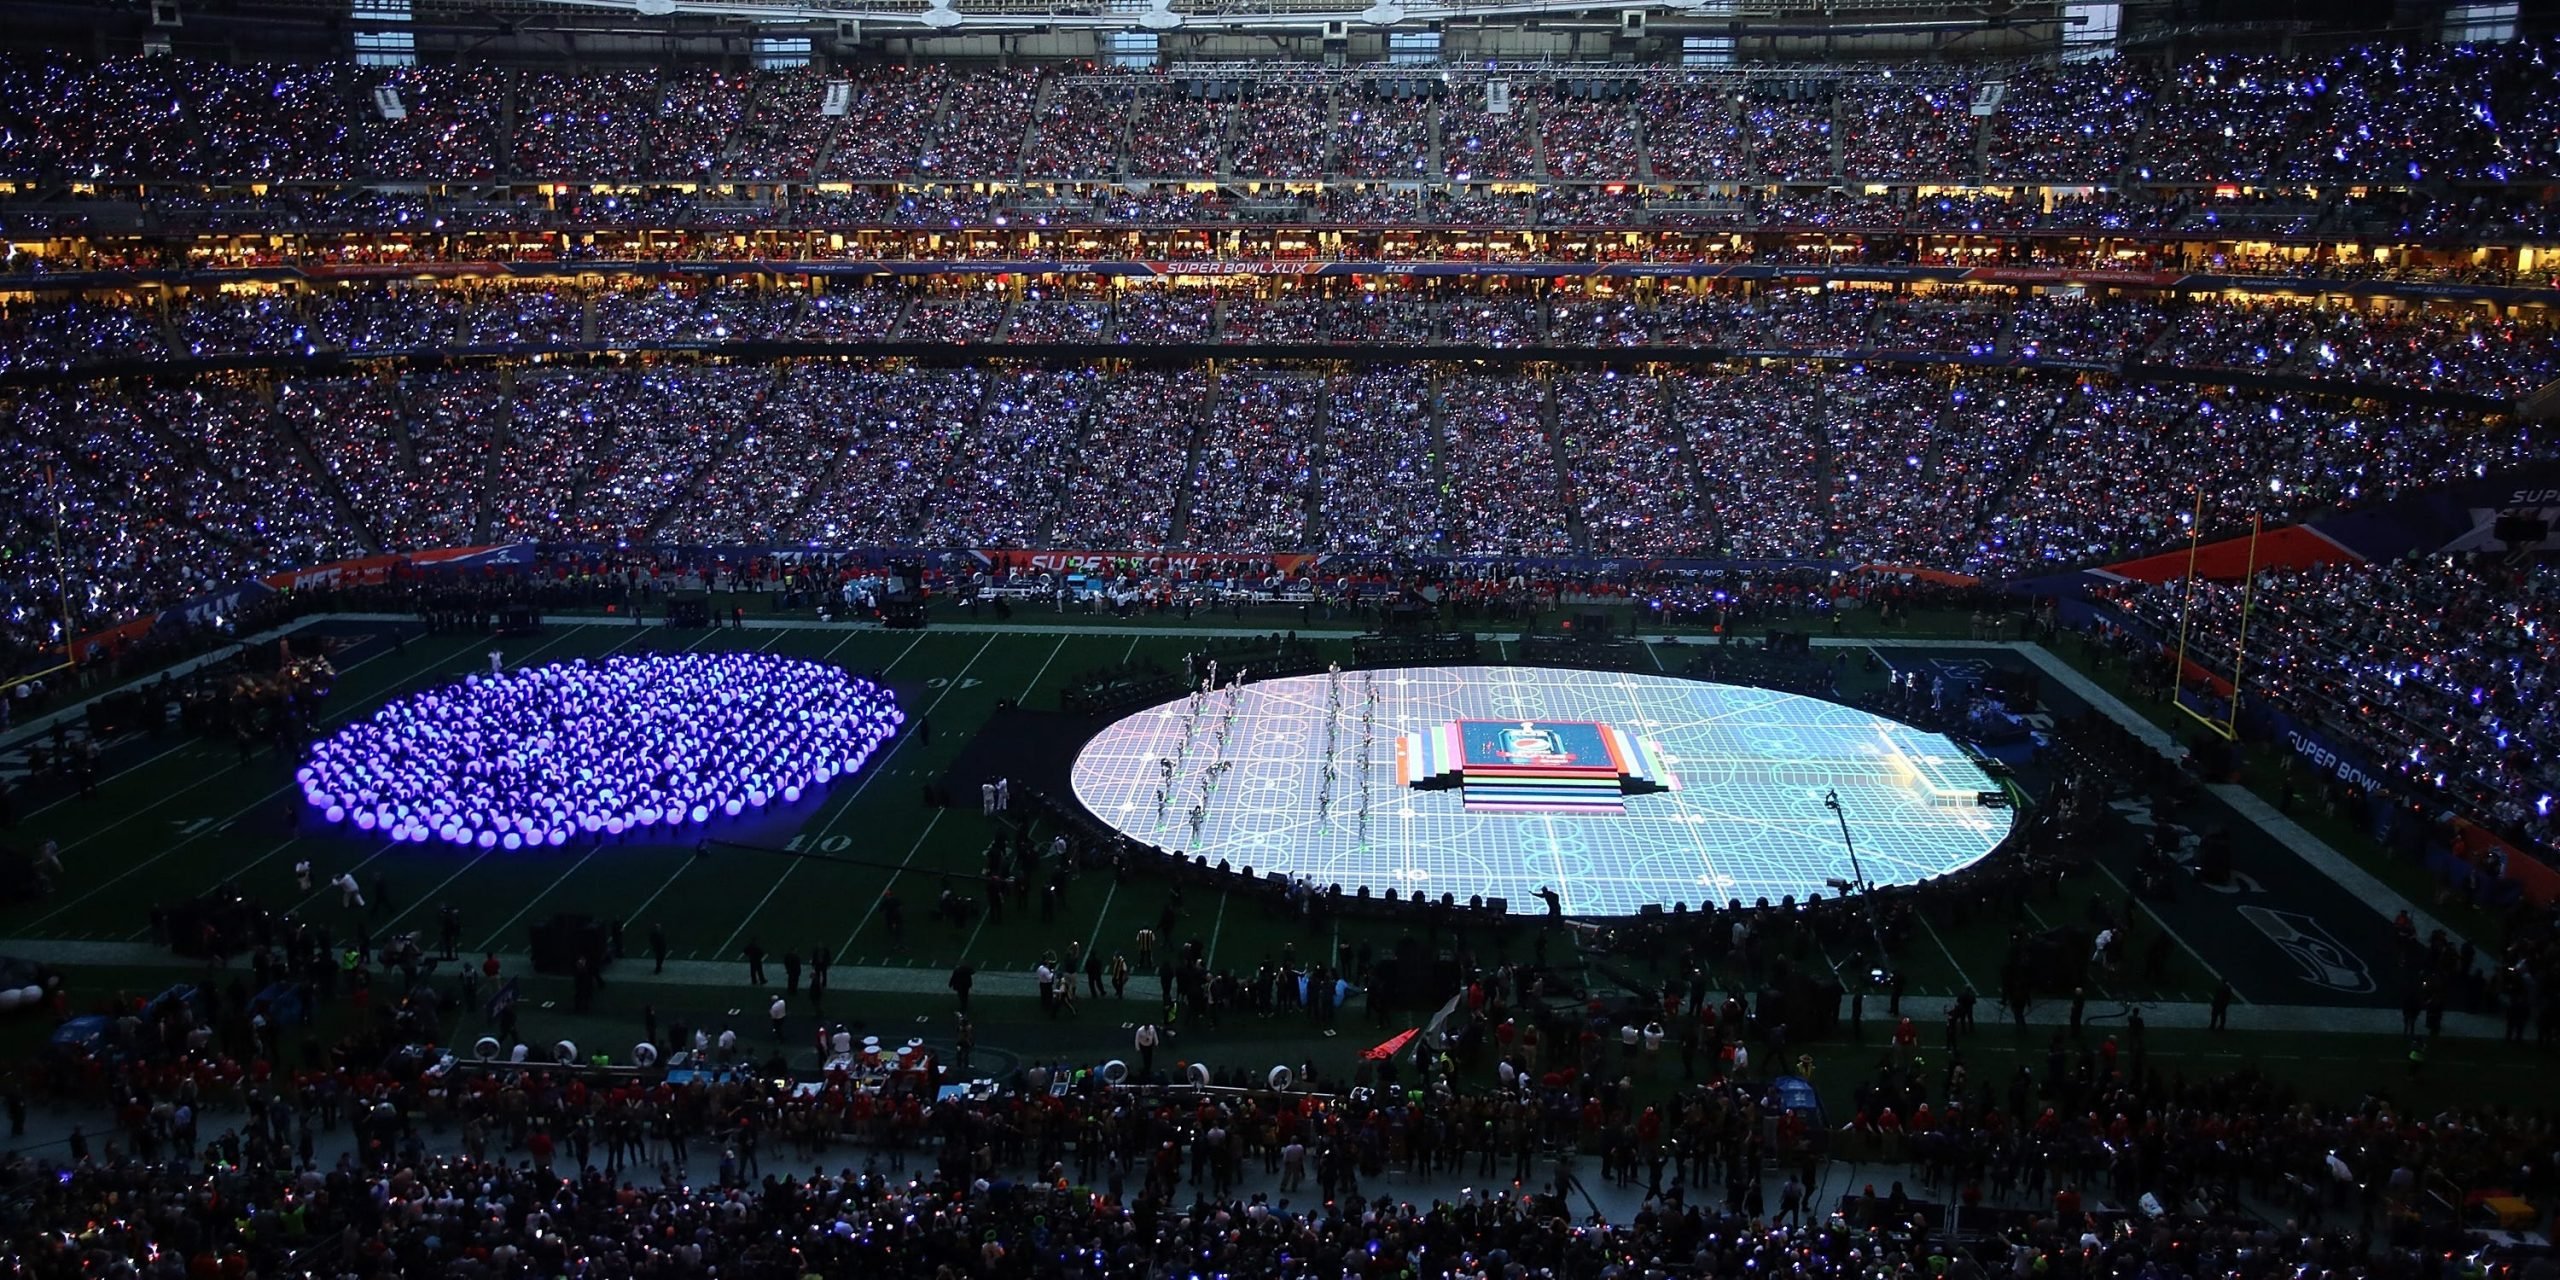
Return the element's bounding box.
[0,42,2547,186]
[26,950,2555,1279]
[9,18,2560,1276]
[0,43,2552,241]
[0,346,2545,667]
[5,287,2555,397]
[0,37,2553,691]
[2104,559,2560,858]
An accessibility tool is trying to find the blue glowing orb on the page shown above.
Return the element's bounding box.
[298,651,901,847]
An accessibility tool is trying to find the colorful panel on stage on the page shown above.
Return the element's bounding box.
[1462,772,1631,815]
[1456,720,1621,774]
[1398,717,1679,813]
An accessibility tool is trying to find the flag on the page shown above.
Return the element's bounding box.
[1361,1028,1418,1061]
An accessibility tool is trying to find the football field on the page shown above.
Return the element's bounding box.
[0,612,2451,1023]
[5,608,2554,1125]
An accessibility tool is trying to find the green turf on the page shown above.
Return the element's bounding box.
[7,619,2200,1010]
[2043,632,2505,952]
[17,618,2533,1124]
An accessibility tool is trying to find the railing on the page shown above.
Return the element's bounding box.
[2520,375,2560,422]
[1153,58,1989,83]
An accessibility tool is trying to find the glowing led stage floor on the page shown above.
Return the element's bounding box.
[1069,665,2013,918]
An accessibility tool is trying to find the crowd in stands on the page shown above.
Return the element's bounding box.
[1,351,2543,675]
[7,286,2557,406]
[10,777,2560,1277]
[15,37,2560,1276]
[0,42,2555,185]
[11,183,2560,251]
[17,996,2560,1278]
[2105,556,2560,859]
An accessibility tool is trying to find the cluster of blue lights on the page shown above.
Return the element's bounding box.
[299,652,900,848]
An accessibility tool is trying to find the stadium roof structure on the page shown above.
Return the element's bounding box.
[498,0,2073,34]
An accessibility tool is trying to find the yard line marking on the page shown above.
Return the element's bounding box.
[1120,635,1141,664]
[817,629,860,663]
[622,854,698,935]
[198,835,303,895]
[713,858,805,966]
[1017,636,1070,702]
[597,625,659,658]
[20,738,202,822]
[492,623,594,671]
[808,632,993,831]
[834,809,945,960]
[473,846,603,954]
[1204,890,1230,970]
[374,849,493,935]
[2023,901,2112,1000]
[273,838,402,921]
[1916,911,1978,995]
[718,633,996,961]
[33,631,489,854]
[32,791,363,932]
[16,623,418,814]
[2090,855,2244,1002]
[1082,878,1121,961]
[958,893,997,962]
[128,835,310,939]
[882,631,928,673]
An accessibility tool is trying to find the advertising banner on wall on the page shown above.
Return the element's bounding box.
[970,549,1321,579]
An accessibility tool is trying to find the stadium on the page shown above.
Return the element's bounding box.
[1,0,2557,1270]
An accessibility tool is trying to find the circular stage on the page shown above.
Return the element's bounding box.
[1069,665,2013,917]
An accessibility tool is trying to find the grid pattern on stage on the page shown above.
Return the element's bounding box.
[1069,665,2013,918]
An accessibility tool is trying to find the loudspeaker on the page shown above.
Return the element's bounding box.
[665,594,709,628]
[1619,8,1645,36]
[2494,511,2551,548]
[1322,19,1349,41]
[529,914,608,975]
[151,0,182,27]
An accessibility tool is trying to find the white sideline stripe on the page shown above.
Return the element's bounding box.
[2210,783,2449,939]
[2012,644,2184,762]
[2013,642,2463,952]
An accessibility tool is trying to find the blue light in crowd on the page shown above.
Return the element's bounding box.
[297,651,901,848]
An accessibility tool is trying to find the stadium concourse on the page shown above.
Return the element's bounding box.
[6,6,2560,1276]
